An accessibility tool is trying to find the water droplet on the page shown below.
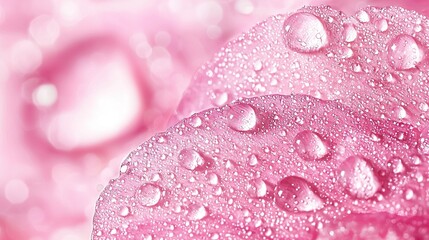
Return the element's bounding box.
[207,172,219,185]
[395,106,408,119]
[338,156,381,199]
[274,176,324,212]
[189,116,202,128]
[228,103,257,132]
[136,183,161,207]
[188,204,208,220]
[246,178,268,198]
[178,149,205,170]
[356,10,370,23]
[294,130,329,161]
[248,154,259,166]
[376,19,388,32]
[344,24,357,42]
[283,12,328,53]
[253,59,263,71]
[119,206,130,217]
[388,157,406,174]
[405,188,414,200]
[387,34,424,70]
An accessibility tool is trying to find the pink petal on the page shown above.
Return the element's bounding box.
[93,94,427,239]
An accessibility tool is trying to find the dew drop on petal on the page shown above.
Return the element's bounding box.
[338,156,381,199]
[417,127,429,155]
[283,12,328,53]
[136,183,162,207]
[189,116,202,128]
[344,24,357,43]
[388,157,406,174]
[227,103,257,132]
[293,130,329,161]
[188,204,208,220]
[119,206,131,217]
[376,18,388,32]
[356,10,370,23]
[274,176,324,212]
[246,178,268,198]
[178,149,206,170]
[387,34,424,70]
[247,154,259,166]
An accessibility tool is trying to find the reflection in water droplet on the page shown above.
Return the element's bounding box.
[344,24,357,43]
[119,206,130,217]
[136,183,162,207]
[356,10,370,23]
[274,176,324,212]
[339,156,381,199]
[387,34,424,70]
[248,154,259,166]
[178,149,205,170]
[188,204,208,220]
[283,12,328,53]
[294,130,329,161]
[228,103,257,132]
[246,178,268,198]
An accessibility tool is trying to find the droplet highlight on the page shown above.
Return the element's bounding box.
[274,176,324,212]
[338,156,381,199]
[228,103,257,132]
[188,204,208,220]
[387,34,424,70]
[283,12,328,53]
[246,178,268,198]
[294,130,329,161]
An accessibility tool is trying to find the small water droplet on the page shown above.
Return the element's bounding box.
[395,106,408,119]
[376,19,388,32]
[294,130,329,161]
[136,183,162,207]
[274,176,324,212]
[338,156,381,199]
[207,172,219,185]
[188,204,208,220]
[119,206,131,217]
[178,149,205,170]
[189,116,202,128]
[248,154,259,166]
[388,157,406,174]
[356,10,370,23]
[344,24,357,42]
[411,155,422,166]
[228,103,257,132]
[387,34,424,70]
[253,59,263,71]
[283,12,328,53]
[418,127,429,155]
[419,102,429,112]
[246,178,268,198]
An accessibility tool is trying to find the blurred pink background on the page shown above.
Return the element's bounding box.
[0,0,428,239]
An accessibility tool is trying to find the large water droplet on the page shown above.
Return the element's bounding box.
[228,103,257,132]
[178,149,205,170]
[274,176,324,212]
[387,34,424,70]
[294,130,329,161]
[136,183,162,207]
[188,204,208,220]
[356,10,370,23]
[338,156,381,199]
[246,178,268,198]
[283,12,328,53]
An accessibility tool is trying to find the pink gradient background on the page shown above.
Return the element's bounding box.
[0,0,428,239]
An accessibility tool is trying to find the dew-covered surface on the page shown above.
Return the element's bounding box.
[177,6,429,127]
[93,95,429,239]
